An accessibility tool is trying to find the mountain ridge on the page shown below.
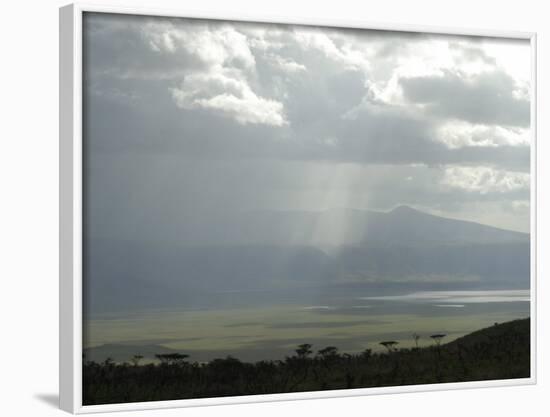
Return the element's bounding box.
[213,205,529,247]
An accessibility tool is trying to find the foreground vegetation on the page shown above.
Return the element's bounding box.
[83,318,529,405]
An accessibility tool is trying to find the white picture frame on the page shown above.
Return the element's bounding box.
[59,2,537,413]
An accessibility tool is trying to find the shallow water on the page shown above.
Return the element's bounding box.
[360,289,530,304]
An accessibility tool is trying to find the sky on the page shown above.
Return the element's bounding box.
[83,12,532,240]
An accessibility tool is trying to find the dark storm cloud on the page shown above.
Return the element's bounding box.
[83,12,530,173]
[85,83,529,173]
[83,13,213,80]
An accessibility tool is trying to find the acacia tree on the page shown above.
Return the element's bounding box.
[130,355,143,367]
[317,346,339,361]
[430,334,446,347]
[430,334,446,382]
[380,340,399,353]
[412,333,421,349]
[155,353,190,366]
[360,348,372,361]
[285,344,315,391]
[295,343,313,359]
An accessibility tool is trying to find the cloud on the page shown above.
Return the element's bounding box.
[400,70,530,127]
[293,29,371,72]
[143,21,290,126]
[436,121,530,149]
[85,14,287,127]
[441,166,530,194]
[449,42,497,72]
[452,42,496,63]
[82,12,531,233]
[144,21,256,70]
[171,72,287,126]
[267,54,307,73]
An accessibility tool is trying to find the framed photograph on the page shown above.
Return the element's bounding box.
[60,3,537,413]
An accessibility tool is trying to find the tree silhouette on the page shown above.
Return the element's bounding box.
[430,334,446,382]
[155,353,189,366]
[317,346,338,360]
[295,343,313,359]
[412,333,420,348]
[380,340,399,352]
[360,348,372,361]
[430,334,446,347]
[130,355,143,367]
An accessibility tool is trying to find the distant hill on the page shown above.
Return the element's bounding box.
[447,317,531,350]
[167,206,529,247]
[360,205,528,246]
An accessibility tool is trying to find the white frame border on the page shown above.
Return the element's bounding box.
[59,2,537,414]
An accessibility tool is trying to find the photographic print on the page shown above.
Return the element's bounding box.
[80,11,532,406]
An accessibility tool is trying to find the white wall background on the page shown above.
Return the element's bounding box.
[0,0,547,416]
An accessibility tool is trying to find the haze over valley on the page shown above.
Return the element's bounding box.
[85,206,529,314]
